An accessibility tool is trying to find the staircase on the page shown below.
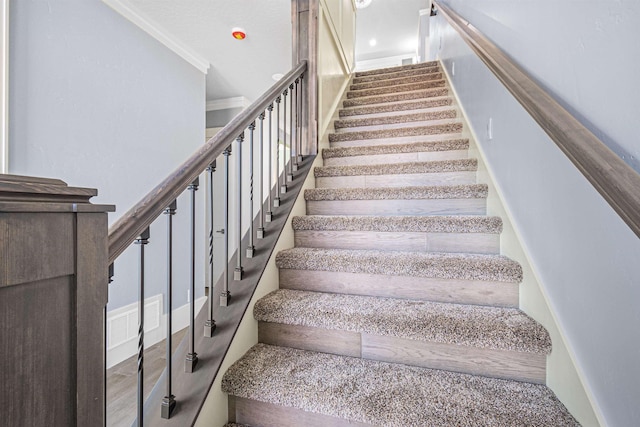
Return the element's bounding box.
[221,61,579,426]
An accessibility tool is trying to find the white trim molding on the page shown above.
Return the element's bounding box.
[206,96,252,112]
[1,0,8,173]
[102,0,210,74]
[106,294,207,368]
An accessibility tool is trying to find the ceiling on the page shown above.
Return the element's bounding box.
[124,0,425,103]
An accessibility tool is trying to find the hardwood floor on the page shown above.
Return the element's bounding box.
[106,329,187,427]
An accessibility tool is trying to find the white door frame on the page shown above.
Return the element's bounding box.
[1,0,8,174]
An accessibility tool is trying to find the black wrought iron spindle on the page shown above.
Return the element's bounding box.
[299,73,305,163]
[220,146,232,306]
[134,227,150,427]
[288,82,295,181]
[161,201,177,419]
[185,178,199,373]
[274,96,281,208]
[247,123,255,258]
[266,104,274,220]
[257,112,266,238]
[295,76,302,167]
[234,133,244,281]
[204,162,217,337]
[281,88,288,194]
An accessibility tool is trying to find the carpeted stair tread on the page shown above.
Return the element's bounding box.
[347,79,446,99]
[314,159,477,178]
[343,87,449,107]
[328,122,462,143]
[322,138,469,159]
[354,60,438,77]
[334,108,457,130]
[255,289,551,353]
[350,72,443,91]
[292,215,503,234]
[305,184,487,201]
[275,247,522,283]
[223,424,249,427]
[352,65,440,84]
[222,344,579,426]
[339,97,453,118]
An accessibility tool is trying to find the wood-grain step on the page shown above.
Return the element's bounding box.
[334,108,457,131]
[222,344,579,427]
[292,214,501,254]
[314,159,477,189]
[354,60,439,77]
[305,184,487,216]
[352,65,440,84]
[343,87,449,108]
[328,121,463,144]
[255,289,549,382]
[322,138,470,167]
[350,71,444,91]
[347,79,446,99]
[338,96,453,118]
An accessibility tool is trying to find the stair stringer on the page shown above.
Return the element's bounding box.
[442,69,601,427]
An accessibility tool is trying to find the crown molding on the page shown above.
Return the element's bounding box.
[206,97,252,112]
[102,0,210,74]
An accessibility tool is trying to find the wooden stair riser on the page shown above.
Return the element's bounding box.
[279,269,519,308]
[343,88,449,108]
[258,323,546,383]
[306,198,486,216]
[228,396,369,427]
[335,112,458,132]
[355,61,439,77]
[339,97,453,118]
[315,171,477,189]
[347,80,446,99]
[352,66,440,84]
[350,72,444,91]
[294,229,499,254]
[323,150,470,167]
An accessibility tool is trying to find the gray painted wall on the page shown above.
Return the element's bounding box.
[9,0,206,311]
[206,107,243,128]
[433,1,640,425]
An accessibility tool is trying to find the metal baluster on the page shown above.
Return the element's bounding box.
[265,105,274,220]
[234,133,244,281]
[161,202,177,419]
[298,73,305,164]
[288,82,295,181]
[274,97,281,208]
[185,178,199,373]
[204,162,217,336]
[293,78,300,172]
[220,146,232,306]
[247,123,255,258]
[257,112,266,237]
[281,88,289,194]
[134,227,150,427]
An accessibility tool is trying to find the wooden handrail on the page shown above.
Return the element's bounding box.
[108,61,308,264]
[433,0,640,239]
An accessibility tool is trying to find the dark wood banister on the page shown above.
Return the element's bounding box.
[433,0,640,239]
[108,60,308,264]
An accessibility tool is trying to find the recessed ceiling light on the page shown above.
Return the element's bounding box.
[369,39,377,47]
[355,0,373,9]
[231,27,246,40]
[272,73,284,81]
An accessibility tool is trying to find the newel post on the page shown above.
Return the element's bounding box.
[0,174,114,426]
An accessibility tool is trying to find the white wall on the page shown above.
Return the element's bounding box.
[433,2,640,426]
[8,0,206,311]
